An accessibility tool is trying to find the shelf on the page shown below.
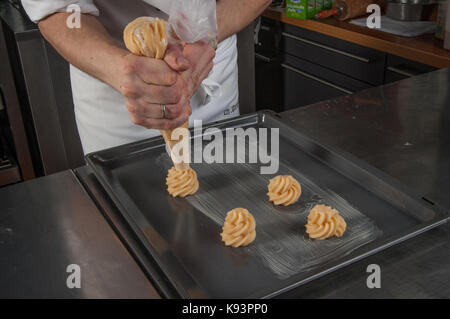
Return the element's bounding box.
[263,8,450,68]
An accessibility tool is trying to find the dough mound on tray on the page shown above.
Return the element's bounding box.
[166,167,199,197]
[123,17,168,59]
[267,175,301,206]
[221,208,256,248]
[306,204,347,240]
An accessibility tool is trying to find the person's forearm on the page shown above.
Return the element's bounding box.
[38,12,209,131]
[216,0,271,42]
[38,13,127,91]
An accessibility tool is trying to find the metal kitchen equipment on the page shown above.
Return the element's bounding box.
[85,111,448,298]
[0,1,35,184]
[0,0,85,180]
[386,0,438,21]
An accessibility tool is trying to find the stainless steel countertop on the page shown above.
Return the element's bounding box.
[281,69,450,210]
[0,68,449,298]
[0,171,159,298]
[278,68,450,298]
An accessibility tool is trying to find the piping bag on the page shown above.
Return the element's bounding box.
[123,17,190,170]
[123,1,219,171]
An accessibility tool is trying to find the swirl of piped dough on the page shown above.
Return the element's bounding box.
[306,204,347,240]
[123,17,168,59]
[221,208,256,247]
[267,175,301,206]
[166,167,199,197]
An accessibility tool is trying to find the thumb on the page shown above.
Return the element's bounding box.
[164,43,190,71]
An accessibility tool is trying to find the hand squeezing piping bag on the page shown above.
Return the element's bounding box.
[123,17,190,170]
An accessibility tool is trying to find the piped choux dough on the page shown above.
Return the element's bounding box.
[166,167,199,197]
[161,120,190,171]
[123,17,168,59]
[305,204,347,240]
[221,208,256,248]
[267,175,301,206]
[124,17,190,171]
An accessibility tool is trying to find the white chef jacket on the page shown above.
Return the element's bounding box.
[21,0,239,154]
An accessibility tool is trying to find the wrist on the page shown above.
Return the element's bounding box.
[107,49,135,93]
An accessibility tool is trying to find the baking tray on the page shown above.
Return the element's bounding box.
[85,111,448,298]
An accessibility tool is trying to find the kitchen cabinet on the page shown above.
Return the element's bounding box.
[280,54,372,110]
[1,1,85,179]
[255,17,283,112]
[281,23,386,86]
[0,6,34,186]
[385,55,437,84]
[256,17,437,112]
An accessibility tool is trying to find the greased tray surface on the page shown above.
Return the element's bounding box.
[86,112,447,298]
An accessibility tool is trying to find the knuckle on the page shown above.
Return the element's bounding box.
[144,118,155,129]
[170,104,183,118]
[127,104,137,114]
[126,101,138,113]
[130,116,140,125]
[130,113,145,126]
[122,55,137,74]
[163,121,173,131]
[121,82,137,98]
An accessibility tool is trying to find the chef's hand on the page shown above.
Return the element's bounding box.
[117,53,192,130]
[164,41,216,97]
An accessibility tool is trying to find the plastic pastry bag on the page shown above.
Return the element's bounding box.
[168,0,221,104]
[141,0,221,104]
[168,0,218,46]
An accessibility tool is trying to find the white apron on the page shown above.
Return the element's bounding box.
[21,0,240,154]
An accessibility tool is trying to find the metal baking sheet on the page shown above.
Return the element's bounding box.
[86,111,448,298]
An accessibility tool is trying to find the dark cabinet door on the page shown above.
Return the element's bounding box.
[256,53,374,112]
[384,55,437,84]
[281,24,386,86]
[281,63,348,110]
[255,17,284,112]
[255,53,283,112]
[281,54,373,111]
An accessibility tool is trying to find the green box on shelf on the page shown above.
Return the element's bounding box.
[286,0,316,20]
[315,0,324,13]
[324,0,333,10]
